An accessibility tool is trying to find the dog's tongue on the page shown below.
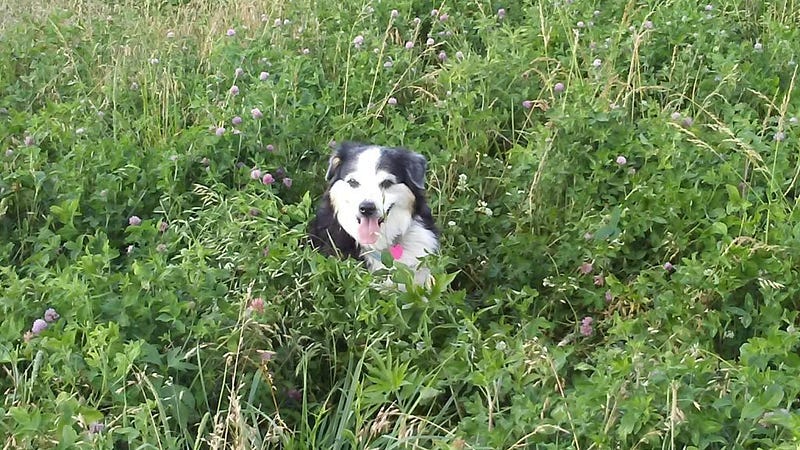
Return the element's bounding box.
[358,217,380,245]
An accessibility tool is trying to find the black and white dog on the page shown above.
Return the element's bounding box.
[309,142,438,284]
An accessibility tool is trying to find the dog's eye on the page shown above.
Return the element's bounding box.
[347,179,360,188]
[380,179,395,189]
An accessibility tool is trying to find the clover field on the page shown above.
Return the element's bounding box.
[2,0,800,448]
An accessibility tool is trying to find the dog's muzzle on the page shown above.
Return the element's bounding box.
[355,201,393,245]
[356,201,392,225]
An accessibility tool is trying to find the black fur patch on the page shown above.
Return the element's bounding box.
[308,191,361,259]
[376,147,437,234]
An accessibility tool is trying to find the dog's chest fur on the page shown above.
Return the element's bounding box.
[360,219,439,271]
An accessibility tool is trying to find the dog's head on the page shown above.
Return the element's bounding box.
[325,142,429,248]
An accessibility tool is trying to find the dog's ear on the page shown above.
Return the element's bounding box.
[325,154,342,181]
[325,141,360,182]
[405,151,428,190]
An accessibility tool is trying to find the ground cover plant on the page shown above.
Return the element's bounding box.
[2,0,800,448]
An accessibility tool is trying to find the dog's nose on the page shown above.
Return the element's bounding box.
[359,201,377,217]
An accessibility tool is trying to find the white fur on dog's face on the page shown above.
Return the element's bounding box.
[328,146,416,249]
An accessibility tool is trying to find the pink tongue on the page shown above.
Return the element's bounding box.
[358,217,380,244]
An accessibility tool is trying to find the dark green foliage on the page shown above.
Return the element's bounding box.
[2,0,800,448]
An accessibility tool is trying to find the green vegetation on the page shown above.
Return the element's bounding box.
[2,0,800,448]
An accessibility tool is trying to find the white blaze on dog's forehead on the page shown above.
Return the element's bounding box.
[350,146,382,178]
[349,147,399,185]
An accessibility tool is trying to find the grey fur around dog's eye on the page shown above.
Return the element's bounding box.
[379,179,395,189]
